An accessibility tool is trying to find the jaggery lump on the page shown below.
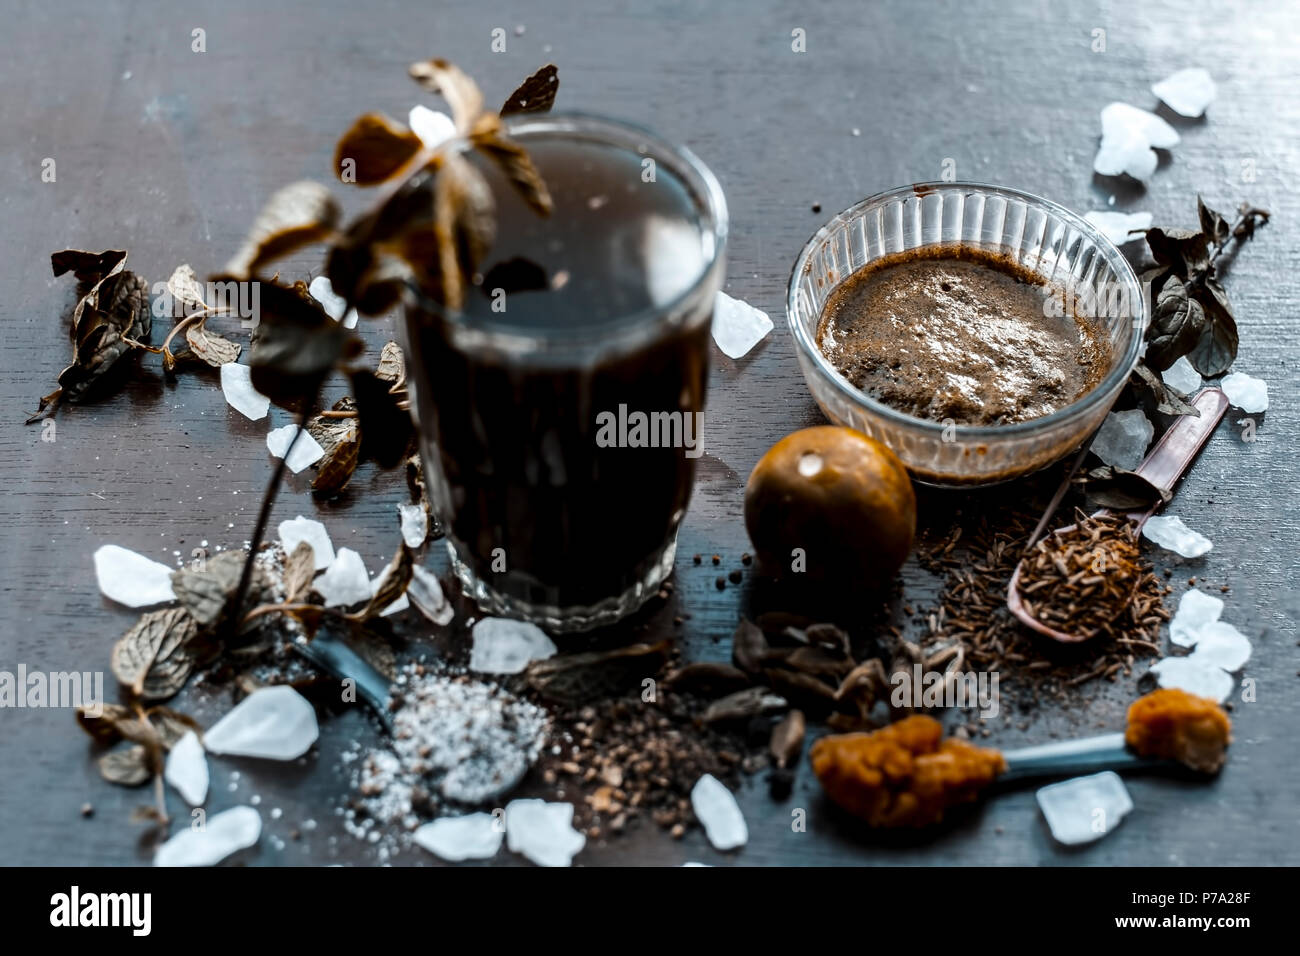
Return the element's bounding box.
[810,715,1007,827]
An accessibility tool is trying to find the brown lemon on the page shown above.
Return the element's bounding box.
[744,426,916,586]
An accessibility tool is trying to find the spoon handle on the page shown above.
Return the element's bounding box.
[1125,387,1230,526]
[999,733,1157,782]
[293,633,394,733]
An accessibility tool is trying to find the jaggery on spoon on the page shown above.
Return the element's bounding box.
[1007,387,1229,643]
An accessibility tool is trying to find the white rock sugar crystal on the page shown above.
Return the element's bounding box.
[277,515,335,570]
[1094,102,1179,181]
[1163,356,1202,395]
[505,799,586,867]
[398,503,428,549]
[1084,210,1152,246]
[93,544,177,607]
[1150,656,1233,702]
[266,424,325,474]
[712,291,774,359]
[1219,371,1268,413]
[1036,772,1133,846]
[1091,408,1153,471]
[691,773,748,850]
[409,105,455,150]
[220,362,270,420]
[1152,68,1217,117]
[1169,588,1224,647]
[469,618,557,675]
[155,806,261,866]
[308,275,358,330]
[407,565,455,626]
[1188,621,1252,672]
[164,731,209,806]
[414,813,503,862]
[203,685,319,760]
[1142,515,1212,558]
[314,547,372,607]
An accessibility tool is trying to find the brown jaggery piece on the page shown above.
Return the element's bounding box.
[809,715,1006,827]
[1125,687,1232,774]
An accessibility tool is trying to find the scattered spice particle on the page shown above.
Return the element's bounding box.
[715,576,727,590]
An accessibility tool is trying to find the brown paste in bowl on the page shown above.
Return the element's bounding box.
[816,246,1111,426]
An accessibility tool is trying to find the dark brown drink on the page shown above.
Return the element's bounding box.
[403,115,727,630]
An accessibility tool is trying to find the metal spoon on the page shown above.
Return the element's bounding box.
[997,732,1171,782]
[1007,387,1230,643]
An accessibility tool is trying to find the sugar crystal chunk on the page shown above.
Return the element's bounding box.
[691,773,748,850]
[277,516,334,570]
[1219,371,1268,413]
[712,291,773,360]
[1150,657,1233,702]
[155,806,261,866]
[93,544,177,607]
[469,618,557,675]
[398,503,428,549]
[1152,68,1216,117]
[220,363,270,420]
[1169,588,1224,647]
[409,105,455,150]
[1189,621,1252,672]
[408,565,454,626]
[314,547,372,607]
[164,731,209,806]
[414,813,504,862]
[1163,356,1202,395]
[1091,408,1153,471]
[203,685,319,760]
[266,424,325,474]
[504,799,586,867]
[308,275,358,330]
[1036,772,1133,846]
[1142,515,1212,558]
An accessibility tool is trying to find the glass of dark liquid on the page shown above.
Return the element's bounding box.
[403,114,728,632]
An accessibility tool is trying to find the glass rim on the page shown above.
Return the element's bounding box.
[413,110,729,354]
[785,180,1148,440]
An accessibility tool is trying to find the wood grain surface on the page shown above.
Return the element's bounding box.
[0,0,1296,866]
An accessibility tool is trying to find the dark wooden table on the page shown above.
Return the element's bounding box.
[2,0,1296,866]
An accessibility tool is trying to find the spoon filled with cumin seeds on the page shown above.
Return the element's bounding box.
[1007,387,1229,643]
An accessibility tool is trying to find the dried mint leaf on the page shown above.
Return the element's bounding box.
[1145,227,1210,278]
[375,340,406,386]
[1145,276,1205,372]
[430,151,497,311]
[223,181,342,279]
[1076,465,1173,512]
[1197,196,1230,245]
[166,263,208,313]
[184,319,242,367]
[248,281,360,408]
[1131,362,1200,417]
[701,686,788,724]
[358,543,413,620]
[77,703,135,744]
[470,130,553,217]
[282,540,317,603]
[1186,277,1238,376]
[171,550,273,631]
[334,112,424,186]
[110,607,200,701]
[501,63,559,116]
[98,745,153,786]
[408,59,484,133]
[308,400,362,496]
[145,706,203,749]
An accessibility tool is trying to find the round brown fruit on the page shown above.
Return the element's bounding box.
[744,426,916,587]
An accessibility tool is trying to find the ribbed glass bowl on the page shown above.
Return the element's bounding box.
[786,182,1147,486]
